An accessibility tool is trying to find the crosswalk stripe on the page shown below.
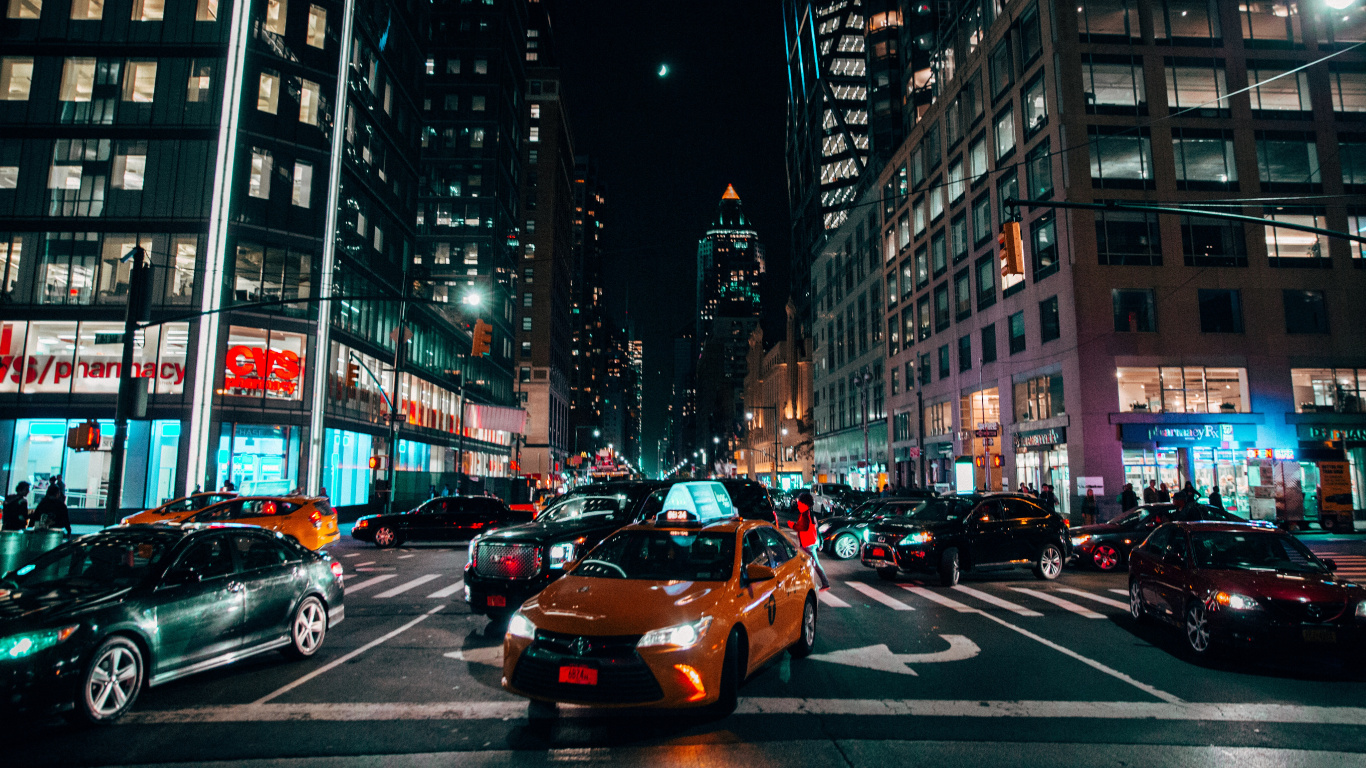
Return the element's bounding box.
[355,561,375,568]
[1108,589,1128,596]
[1056,587,1130,611]
[899,585,975,612]
[1010,588,1106,619]
[818,590,851,608]
[374,574,442,598]
[399,554,415,559]
[345,574,398,593]
[343,553,361,558]
[846,581,915,610]
[952,584,1043,616]
[427,580,465,599]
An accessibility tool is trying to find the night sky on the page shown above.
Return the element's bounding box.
[556,0,791,474]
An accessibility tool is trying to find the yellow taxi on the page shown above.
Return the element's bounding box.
[146,495,339,551]
[501,481,819,713]
[119,492,239,525]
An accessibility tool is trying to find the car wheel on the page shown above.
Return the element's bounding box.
[831,533,860,560]
[283,596,327,660]
[72,636,144,725]
[1129,580,1149,622]
[789,594,817,658]
[373,526,399,548]
[1032,543,1064,580]
[876,566,898,581]
[1092,544,1121,572]
[939,547,961,587]
[709,629,741,717]
[1184,599,1211,655]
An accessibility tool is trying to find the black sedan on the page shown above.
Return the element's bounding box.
[352,495,532,547]
[1070,503,1262,572]
[818,498,930,560]
[0,524,343,723]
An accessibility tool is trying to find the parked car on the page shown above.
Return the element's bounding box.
[0,524,343,723]
[179,496,339,551]
[818,498,926,560]
[1128,521,1365,658]
[352,496,531,547]
[860,494,1072,586]
[1070,502,1261,571]
[810,482,854,516]
[119,492,239,525]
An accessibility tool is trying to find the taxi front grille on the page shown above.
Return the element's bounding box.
[474,542,542,580]
[512,642,663,704]
[532,629,643,659]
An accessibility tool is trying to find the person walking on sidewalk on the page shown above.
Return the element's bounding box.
[1081,488,1098,526]
[787,491,830,590]
[2,481,30,531]
[1120,483,1139,512]
[1143,480,1158,505]
[33,482,70,536]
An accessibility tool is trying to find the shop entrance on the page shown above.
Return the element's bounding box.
[1191,448,1250,517]
[1015,446,1070,519]
[216,423,299,495]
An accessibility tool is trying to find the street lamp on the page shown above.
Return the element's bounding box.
[745,405,782,489]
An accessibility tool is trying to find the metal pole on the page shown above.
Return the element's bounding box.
[385,280,409,514]
[106,246,151,523]
[455,370,466,495]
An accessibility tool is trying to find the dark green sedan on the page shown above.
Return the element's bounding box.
[0,524,344,723]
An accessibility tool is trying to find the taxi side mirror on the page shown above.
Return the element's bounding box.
[744,563,775,583]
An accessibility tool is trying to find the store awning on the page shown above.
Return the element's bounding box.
[466,404,527,434]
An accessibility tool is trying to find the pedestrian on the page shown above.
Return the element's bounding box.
[1157,482,1171,503]
[1143,480,1157,505]
[442,484,452,497]
[1040,484,1058,512]
[1120,482,1139,512]
[318,486,329,499]
[787,491,829,590]
[1182,481,1200,502]
[220,480,236,493]
[1208,486,1224,509]
[1082,488,1098,526]
[428,485,438,500]
[32,482,70,536]
[1172,490,1189,514]
[2,481,30,531]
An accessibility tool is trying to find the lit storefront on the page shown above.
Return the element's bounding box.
[1013,426,1069,518]
[1120,423,1259,517]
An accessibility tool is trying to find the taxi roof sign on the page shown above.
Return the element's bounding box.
[658,481,735,524]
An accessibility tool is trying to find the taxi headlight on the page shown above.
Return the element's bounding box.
[1071,535,1091,546]
[637,616,713,650]
[1,625,79,659]
[899,531,932,545]
[548,542,578,569]
[507,611,536,640]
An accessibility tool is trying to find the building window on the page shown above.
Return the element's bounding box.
[1241,0,1301,44]
[1081,55,1144,113]
[71,0,102,19]
[1031,213,1058,281]
[981,323,997,363]
[447,59,460,74]
[1172,128,1236,190]
[299,78,320,125]
[59,58,96,102]
[1283,290,1328,334]
[1117,367,1248,414]
[1156,0,1221,42]
[890,368,900,396]
[887,317,899,356]
[1022,75,1047,138]
[900,260,913,301]
[1112,289,1155,332]
[528,126,539,142]
[263,0,284,33]
[1015,373,1064,422]
[938,344,950,379]
[934,284,950,332]
[521,316,532,332]
[997,170,1018,224]
[1008,311,1026,354]
[1089,127,1153,188]
[947,159,965,203]
[931,231,947,276]
[923,400,952,437]
[306,4,325,48]
[1019,2,1043,64]
[993,108,1015,160]
[1181,215,1247,267]
[1164,60,1228,116]
[975,255,996,310]
[291,161,312,207]
[0,58,34,100]
[916,296,931,341]
[258,71,280,114]
[187,63,212,102]
[1256,132,1320,190]
[953,270,972,320]
[521,341,531,357]
[1343,139,1366,188]
[989,40,1012,99]
[951,214,968,264]
[1025,139,1052,199]
[475,59,488,74]
[8,0,40,17]
[900,308,913,352]
[915,244,929,288]
[1264,212,1328,264]
[1197,289,1242,333]
[111,141,146,190]
[1248,63,1311,116]
[131,0,163,20]
[1039,296,1060,342]
[1329,68,1366,114]
[1096,210,1161,266]
[472,95,486,111]
[958,334,972,372]
[0,165,16,188]
[248,149,271,199]
[971,195,992,247]
[918,353,931,386]
[913,199,926,235]
[1291,368,1366,414]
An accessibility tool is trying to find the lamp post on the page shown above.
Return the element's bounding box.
[745,406,781,490]
[105,245,152,522]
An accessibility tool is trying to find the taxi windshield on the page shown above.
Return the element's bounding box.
[1190,530,1327,574]
[576,530,735,581]
[538,496,624,523]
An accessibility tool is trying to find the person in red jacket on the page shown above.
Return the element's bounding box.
[788,491,829,590]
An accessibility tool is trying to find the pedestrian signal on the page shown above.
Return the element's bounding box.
[998,221,1023,277]
[974,455,986,468]
[67,420,101,451]
[470,319,493,357]
[991,454,1003,468]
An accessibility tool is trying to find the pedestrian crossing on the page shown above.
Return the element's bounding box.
[1315,552,1366,581]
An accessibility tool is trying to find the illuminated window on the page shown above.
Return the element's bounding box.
[131,0,162,20]
[472,95,486,111]
[122,61,157,103]
[1117,367,1247,413]
[299,78,320,125]
[195,0,215,21]
[187,64,211,102]
[528,127,539,142]
[59,58,96,102]
[264,0,285,34]
[475,59,488,74]
[258,71,280,114]
[0,58,34,101]
[1291,369,1366,414]
[248,149,272,199]
[71,0,102,19]
[291,161,312,207]
[7,0,40,18]
[306,4,325,47]
[111,141,146,190]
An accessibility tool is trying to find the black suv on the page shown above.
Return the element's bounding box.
[859,494,1071,586]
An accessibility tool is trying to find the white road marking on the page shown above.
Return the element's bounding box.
[846,581,915,610]
[354,561,375,567]
[374,574,442,598]
[344,574,397,593]
[899,585,975,612]
[427,579,465,598]
[342,553,361,558]
[1010,588,1106,619]
[951,584,1043,616]
[253,604,446,704]
[809,635,979,676]
[398,554,415,559]
[818,590,851,608]
[125,698,1366,725]
[443,645,501,666]
[1057,587,1131,611]
[1108,589,1129,596]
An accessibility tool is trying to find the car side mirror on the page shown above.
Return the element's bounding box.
[744,563,775,583]
[1322,558,1337,572]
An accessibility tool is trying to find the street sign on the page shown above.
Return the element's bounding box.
[983,438,994,446]
[808,635,980,675]
[974,428,998,437]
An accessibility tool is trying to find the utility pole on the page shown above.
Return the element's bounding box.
[383,276,410,515]
[106,246,152,523]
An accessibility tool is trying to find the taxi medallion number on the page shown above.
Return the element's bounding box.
[558,665,598,685]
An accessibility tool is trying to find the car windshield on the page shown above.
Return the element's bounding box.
[575,530,736,581]
[1189,530,1327,574]
[538,496,625,523]
[901,499,967,522]
[5,531,174,590]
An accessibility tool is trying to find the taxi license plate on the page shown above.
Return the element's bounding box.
[1303,628,1337,644]
[558,665,598,685]
[487,595,506,608]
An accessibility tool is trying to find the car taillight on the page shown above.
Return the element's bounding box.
[355,519,368,528]
[310,509,322,529]
[330,561,344,579]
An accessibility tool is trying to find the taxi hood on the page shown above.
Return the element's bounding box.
[519,573,727,636]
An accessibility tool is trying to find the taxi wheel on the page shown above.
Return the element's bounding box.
[789,594,817,658]
[710,629,741,717]
[373,526,399,548]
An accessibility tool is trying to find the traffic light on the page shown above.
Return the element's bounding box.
[991,454,1003,468]
[345,362,360,390]
[66,420,100,451]
[470,319,493,357]
[369,455,388,470]
[998,221,1023,277]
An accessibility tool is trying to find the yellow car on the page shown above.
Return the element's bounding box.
[502,481,819,713]
[176,495,339,551]
[120,492,239,525]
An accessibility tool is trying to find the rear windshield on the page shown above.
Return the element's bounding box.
[576,530,736,581]
[1190,530,1327,574]
[538,496,624,523]
[6,531,174,590]
[899,499,968,522]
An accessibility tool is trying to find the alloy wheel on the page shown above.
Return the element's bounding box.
[294,599,326,655]
[802,598,816,647]
[1093,545,1120,571]
[86,644,140,719]
[1129,581,1145,620]
[1185,601,1210,653]
[833,534,859,560]
[1038,545,1063,579]
[374,527,395,547]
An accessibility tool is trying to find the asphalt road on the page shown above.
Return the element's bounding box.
[6,531,1366,767]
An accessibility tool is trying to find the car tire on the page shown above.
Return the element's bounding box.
[710,629,741,717]
[831,533,860,560]
[373,526,399,548]
[1092,544,1122,572]
[1128,580,1149,623]
[1032,542,1064,581]
[282,596,327,660]
[1184,599,1212,656]
[71,636,144,725]
[789,594,817,658]
[876,566,898,581]
[939,548,961,587]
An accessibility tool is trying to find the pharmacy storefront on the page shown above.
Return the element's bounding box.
[1013,426,1069,518]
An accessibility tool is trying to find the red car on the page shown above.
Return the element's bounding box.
[1128,522,1366,658]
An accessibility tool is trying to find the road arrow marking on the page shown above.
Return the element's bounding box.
[808,635,980,676]
[444,646,502,667]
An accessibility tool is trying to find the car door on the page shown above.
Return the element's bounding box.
[232,533,301,648]
[230,498,298,531]
[445,499,486,540]
[402,499,446,541]
[1130,525,1171,611]
[738,530,779,669]
[966,501,1011,565]
[152,533,245,674]
[1151,527,1192,619]
[1001,499,1051,561]
[757,526,804,643]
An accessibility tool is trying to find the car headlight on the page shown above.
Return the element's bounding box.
[899,531,932,545]
[1071,535,1091,546]
[507,611,536,640]
[1356,601,1366,618]
[1,625,78,659]
[637,616,713,650]
[817,522,831,535]
[1214,592,1260,611]
[548,541,579,569]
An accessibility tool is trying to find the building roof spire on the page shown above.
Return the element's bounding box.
[721,183,741,200]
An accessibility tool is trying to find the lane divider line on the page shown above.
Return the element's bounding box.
[951,584,1043,617]
[1010,588,1106,619]
[344,574,398,593]
[427,580,465,599]
[1057,587,1131,611]
[846,581,915,610]
[253,604,447,705]
[374,574,442,599]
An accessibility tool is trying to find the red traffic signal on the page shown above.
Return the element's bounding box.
[67,420,101,451]
[369,455,388,470]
